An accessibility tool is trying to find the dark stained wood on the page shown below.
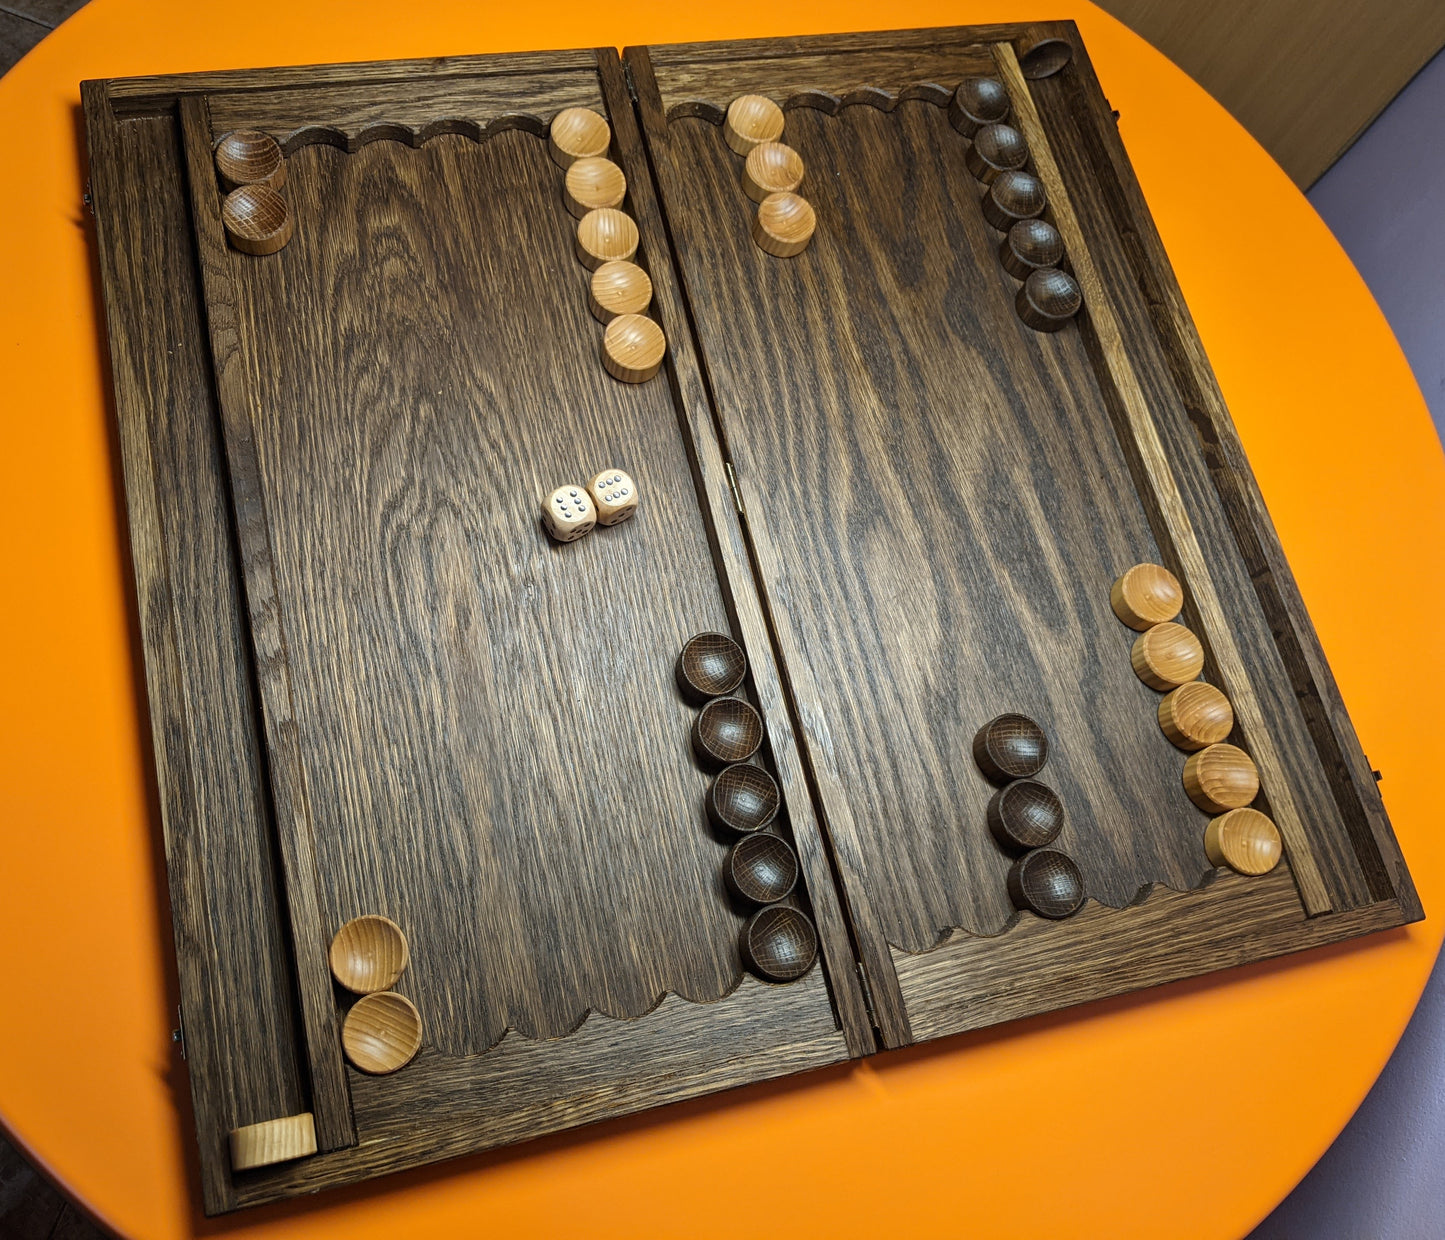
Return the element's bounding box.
[1006,848,1086,918]
[973,713,1048,783]
[725,832,800,904]
[677,631,748,700]
[987,779,1065,851]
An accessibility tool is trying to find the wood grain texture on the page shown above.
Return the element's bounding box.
[82,87,308,1215]
[892,863,1408,1044]
[228,1113,316,1171]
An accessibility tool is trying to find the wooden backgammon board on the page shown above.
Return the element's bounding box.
[81,22,1422,1215]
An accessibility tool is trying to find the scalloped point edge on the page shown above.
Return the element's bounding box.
[664,81,956,126]
[276,113,549,157]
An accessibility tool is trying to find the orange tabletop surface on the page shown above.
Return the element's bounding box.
[1,2,1443,1237]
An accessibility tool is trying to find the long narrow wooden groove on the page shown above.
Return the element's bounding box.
[177,95,358,1146]
[993,42,1331,916]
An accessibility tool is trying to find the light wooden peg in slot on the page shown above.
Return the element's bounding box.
[564,156,626,219]
[228,1112,317,1172]
[743,141,804,203]
[1000,218,1065,279]
[1130,621,1204,690]
[981,169,1047,231]
[753,192,816,258]
[1158,681,1234,751]
[576,208,639,271]
[1204,807,1282,875]
[1016,268,1082,332]
[965,123,1029,183]
[342,991,423,1075]
[586,468,638,525]
[549,107,611,168]
[214,130,285,192]
[949,75,1011,137]
[724,94,784,155]
[221,185,293,255]
[602,313,666,383]
[589,260,652,323]
[1111,562,1184,629]
[329,914,409,994]
[1183,743,1260,814]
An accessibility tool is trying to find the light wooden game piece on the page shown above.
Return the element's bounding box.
[564,156,626,219]
[1184,743,1260,813]
[341,991,423,1075]
[548,106,611,168]
[1130,621,1204,690]
[965,122,1029,183]
[1016,268,1082,332]
[329,914,408,994]
[214,130,285,192]
[753,191,816,258]
[588,260,652,323]
[542,485,596,542]
[602,313,666,383]
[981,169,1047,230]
[742,141,804,203]
[1204,807,1282,875]
[586,468,638,525]
[1158,681,1234,750]
[1006,849,1084,919]
[575,207,639,271]
[724,94,784,155]
[1000,218,1065,279]
[949,75,1011,137]
[973,713,1048,783]
[228,1112,317,1171]
[1111,562,1184,629]
[221,185,293,255]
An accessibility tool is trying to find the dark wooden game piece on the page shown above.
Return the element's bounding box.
[677,631,747,700]
[724,94,784,154]
[1111,562,1184,630]
[214,129,285,192]
[973,713,1048,783]
[549,106,611,168]
[743,141,804,202]
[987,779,1065,851]
[328,914,409,994]
[1018,36,1075,79]
[575,206,639,270]
[589,259,653,322]
[948,75,1010,137]
[221,184,292,255]
[1205,807,1282,876]
[753,191,816,257]
[1015,268,1082,332]
[692,697,764,766]
[341,992,423,1075]
[981,168,1047,230]
[1158,681,1234,751]
[602,313,666,382]
[1184,743,1260,813]
[1006,849,1085,919]
[1000,218,1064,279]
[740,906,818,981]
[1131,622,1205,690]
[564,156,627,219]
[707,762,781,834]
[965,122,1029,183]
[228,1113,317,1172]
[724,833,800,904]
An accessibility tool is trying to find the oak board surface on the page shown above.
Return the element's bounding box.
[82,25,1419,1214]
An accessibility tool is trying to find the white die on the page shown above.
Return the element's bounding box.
[586,468,638,526]
[542,484,596,542]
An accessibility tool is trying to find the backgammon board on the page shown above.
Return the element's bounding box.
[82,22,1421,1215]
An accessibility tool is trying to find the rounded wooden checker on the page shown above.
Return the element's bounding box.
[214,129,285,191]
[677,631,747,700]
[1204,807,1282,876]
[589,260,652,322]
[1184,743,1259,813]
[1007,849,1085,919]
[228,1112,317,1172]
[548,106,611,168]
[981,168,1047,230]
[221,184,293,255]
[575,207,638,271]
[341,992,423,1075]
[692,696,764,767]
[724,94,784,155]
[602,313,666,383]
[564,156,626,219]
[987,779,1064,851]
[1130,622,1204,690]
[973,713,1048,783]
[707,762,781,835]
[724,833,799,905]
[740,906,817,981]
[1016,268,1082,332]
[1000,218,1065,279]
[966,122,1029,183]
[1020,36,1076,80]
[1111,562,1184,629]
[328,914,409,994]
[949,75,1010,136]
[753,191,816,257]
[742,141,804,203]
[1158,681,1234,751]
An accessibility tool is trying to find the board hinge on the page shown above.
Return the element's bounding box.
[623,58,639,103]
[172,1003,187,1060]
[855,960,879,1029]
[725,460,745,516]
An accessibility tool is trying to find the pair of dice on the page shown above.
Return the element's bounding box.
[542,469,638,543]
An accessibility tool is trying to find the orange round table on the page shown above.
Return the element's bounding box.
[2,2,1442,1237]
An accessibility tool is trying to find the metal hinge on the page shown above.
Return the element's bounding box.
[725,461,745,516]
[624,58,639,104]
[172,1004,187,1060]
[856,961,878,1028]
